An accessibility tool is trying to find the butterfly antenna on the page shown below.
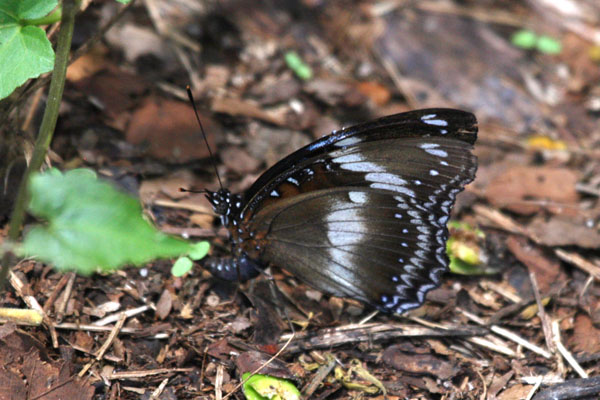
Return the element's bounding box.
[186,85,223,190]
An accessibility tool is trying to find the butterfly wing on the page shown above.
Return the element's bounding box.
[238,109,477,313]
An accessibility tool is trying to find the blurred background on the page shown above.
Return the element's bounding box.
[2,1,600,399]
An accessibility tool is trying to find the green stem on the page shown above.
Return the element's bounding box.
[22,7,63,26]
[0,0,79,290]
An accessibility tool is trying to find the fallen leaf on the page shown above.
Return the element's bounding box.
[529,216,600,248]
[66,44,109,82]
[356,81,391,106]
[127,97,218,163]
[221,146,262,175]
[486,166,579,214]
[212,96,286,125]
[382,345,459,379]
[497,384,533,399]
[156,289,173,320]
[139,170,195,203]
[570,314,600,354]
[506,236,565,293]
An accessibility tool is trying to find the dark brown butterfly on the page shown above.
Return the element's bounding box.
[204,109,477,314]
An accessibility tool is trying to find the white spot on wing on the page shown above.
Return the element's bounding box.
[333,153,386,172]
[335,136,361,147]
[421,114,449,126]
[325,200,365,284]
[371,183,415,197]
[349,191,367,203]
[425,148,448,158]
[419,143,449,157]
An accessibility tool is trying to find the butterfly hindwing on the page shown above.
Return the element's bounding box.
[235,109,477,313]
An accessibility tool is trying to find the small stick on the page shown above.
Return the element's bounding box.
[529,271,555,355]
[222,333,295,400]
[79,313,127,377]
[93,305,151,326]
[106,368,194,380]
[525,376,543,400]
[149,378,169,400]
[460,309,552,359]
[43,273,71,313]
[215,364,224,400]
[56,272,76,323]
[552,320,588,379]
[53,322,168,338]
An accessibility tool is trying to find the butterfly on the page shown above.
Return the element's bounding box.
[203,109,477,314]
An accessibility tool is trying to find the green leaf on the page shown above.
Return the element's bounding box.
[1,0,59,21]
[172,256,193,277]
[242,373,301,400]
[22,168,192,275]
[188,241,210,260]
[115,0,131,4]
[511,29,537,50]
[284,51,313,80]
[536,35,562,55]
[0,0,57,99]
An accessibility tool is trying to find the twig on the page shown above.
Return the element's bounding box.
[528,272,555,355]
[149,378,169,400]
[525,376,543,400]
[552,320,588,379]
[215,364,224,400]
[222,333,295,400]
[42,273,71,313]
[106,368,194,380]
[374,49,418,109]
[467,336,516,357]
[142,0,201,52]
[302,354,337,397]
[460,309,552,359]
[92,305,152,326]
[554,249,600,281]
[9,270,43,312]
[56,272,76,323]
[11,269,59,345]
[53,322,169,338]
[79,313,127,377]
[475,369,487,400]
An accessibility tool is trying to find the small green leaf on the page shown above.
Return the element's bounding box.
[242,373,301,400]
[188,241,210,260]
[0,0,57,99]
[115,0,131,4]
[511,29,537,50]
[172,256,193,277]
[536,35,562,54]
[284,51,313,80]
[23,168,192,275]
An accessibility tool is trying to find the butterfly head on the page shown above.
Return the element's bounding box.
[206,189,243,224]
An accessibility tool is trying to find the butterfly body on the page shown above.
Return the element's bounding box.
[205,109,477,314]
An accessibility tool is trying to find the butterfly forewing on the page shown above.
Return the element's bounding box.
[213,109,477,314]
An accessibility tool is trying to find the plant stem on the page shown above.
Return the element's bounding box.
[22,7,63,27]
[0,0,79,290]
